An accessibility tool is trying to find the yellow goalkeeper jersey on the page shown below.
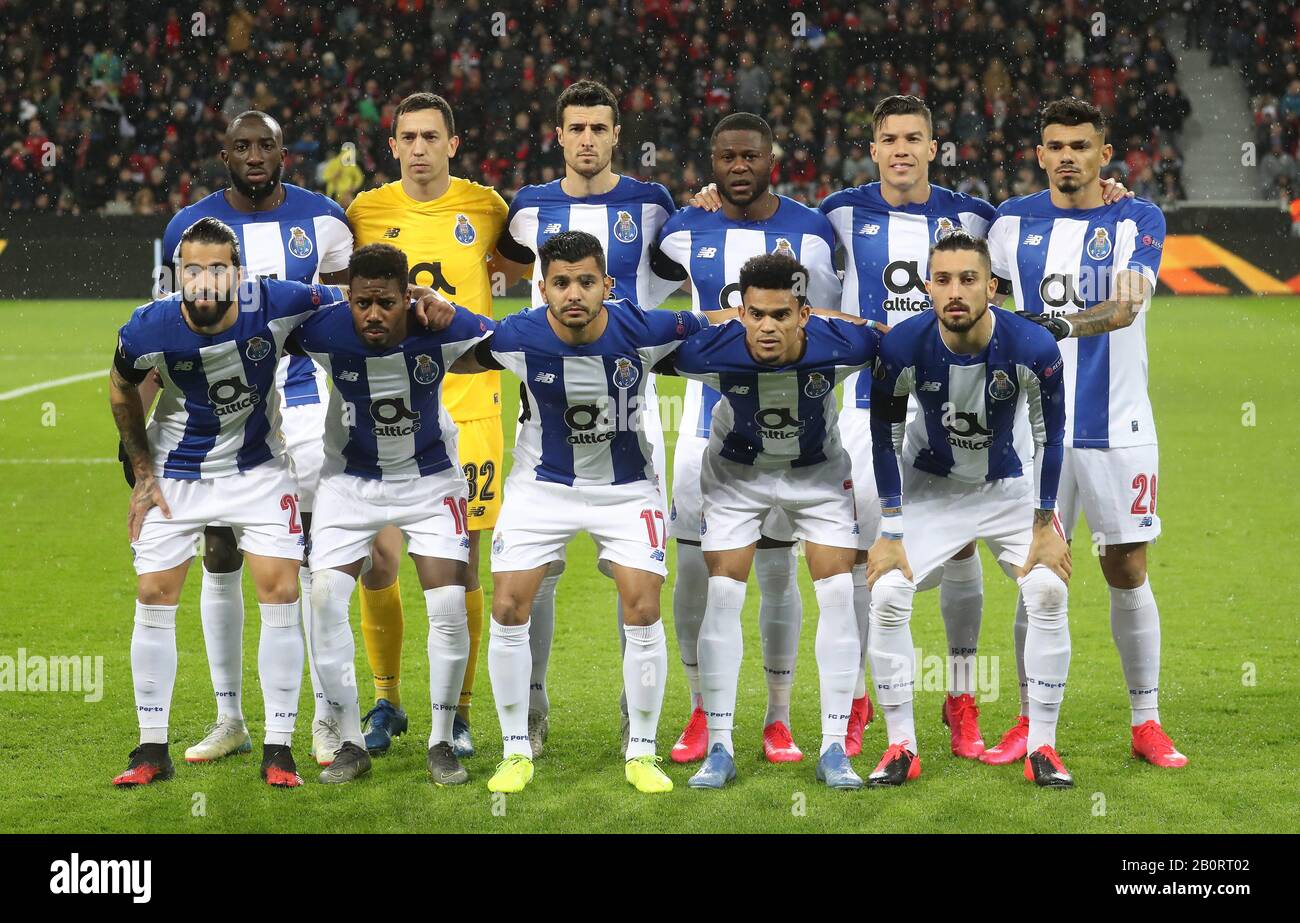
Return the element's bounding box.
[347,176,508,422]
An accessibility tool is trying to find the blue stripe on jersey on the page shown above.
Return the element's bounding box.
[404,350,452,476]
[715,372,760,465]
[1013,218,1054,315]
[912,353,956,478]
[604,353,649,484]
[235,343,275,472]
[1073,329,1110,444]
[163,350,218,478]
[985,362,1023,481]
[688,239,728,436]
[327,355,377,479]
[525,353,574,486]
[283,355,320,405]
[795,367,835,468]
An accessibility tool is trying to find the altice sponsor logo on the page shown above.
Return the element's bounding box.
[49,853,151,903]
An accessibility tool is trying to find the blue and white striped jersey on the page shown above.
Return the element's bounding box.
[489,300,707,487]
[115,278,343,480]
[292,303,492,481]
[654,197,841,439]
[163,184,353,406]
[869,309,1066,510]
[820,182,997,409]
[986,192,1165,449]
[664,316,880,469]
[500,176,680,310]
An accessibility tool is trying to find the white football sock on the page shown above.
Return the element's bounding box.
[1014,592,1029,716]
[852,563,870,699]
[527,572,560,716]
[867,569,917,751]
[426,586,470,746]
[309,569,363,747]
[623,621,668,759]
[1020,566,1071,753]
[258,600,304,747]
[489,619,533,757]
[672,542,708,709]
[132,601,178,745]
[200,565,244,722]
[755,545,801,728]
[299,566,330,724]
[940,553,984,697]
[1110,578,1161,726]
[813,573,857,755]
[699,575,747,755]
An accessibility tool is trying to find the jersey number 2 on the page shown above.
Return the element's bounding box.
[1130,473,1158,515]
[280,494,303,534]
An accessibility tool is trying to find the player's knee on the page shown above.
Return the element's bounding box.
[869,569,915,629]
[1019,567,1069,619]
[203,528,243,572]
[620,594,661,627]
[136,579,180,608]
[258,575,301,606]
[1100,544,1147,589]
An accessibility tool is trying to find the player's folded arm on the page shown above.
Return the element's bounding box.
[868,368,908,519]
[450,336,504,375]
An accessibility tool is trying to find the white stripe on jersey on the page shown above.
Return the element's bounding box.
[563,355,617,486]
[311,213,354,275]
[363,353,420,478]
[241,223,289,279]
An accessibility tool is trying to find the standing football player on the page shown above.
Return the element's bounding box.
[293,244,493,786]
[866,231,1074,788]
[140,111,353,768]
[496,79,682,756]
[451,231,717,794]
[108,217,345,788]
[652,113,841,765]
[986,98,1187,769]
[659,253,883,791]
[345,92,529,758]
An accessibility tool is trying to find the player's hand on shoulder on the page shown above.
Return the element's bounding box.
[127,475,171,543]
[1015,310,1070,341]
[1100,176,1136,203]
[689,183,723,212]
[866,535,912,588]
[409,285,456,330]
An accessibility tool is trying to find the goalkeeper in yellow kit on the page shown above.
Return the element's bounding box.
[346,92,530,762]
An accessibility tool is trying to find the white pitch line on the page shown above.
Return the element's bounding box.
[0,458,116,464]
[0,370,105,401]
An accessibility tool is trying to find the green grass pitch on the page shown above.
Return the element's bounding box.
[0,296,1295,833]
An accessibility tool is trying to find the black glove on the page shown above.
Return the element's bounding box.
[118,439,136,488]
[1015,311,1071,341]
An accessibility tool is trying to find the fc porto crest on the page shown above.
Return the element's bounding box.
[804,371,831,398]
[988,369,1017,401]
[287,227,313,259]
[245,336,272,362]
[612,356,639,390]
[613,210,639,244]
[1086,227,1112,260]
[454,213,476,245]
[934,217,957,242]
[413,354,440,385]
[772,237,795,257]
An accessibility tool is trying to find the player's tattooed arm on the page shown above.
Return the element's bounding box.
[1053,270,1151,338]
[109,366,171,540]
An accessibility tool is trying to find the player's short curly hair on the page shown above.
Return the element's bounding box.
[710,112,773,148]
[1039,97,1105,137]
[738,253,810,307]
[178,216,241,267]
[538,230,607,278]
[872,95,933,138]
[930,230,991,273]
[556,79,620,127]
[393,92,456,137]
[349,243,409,291]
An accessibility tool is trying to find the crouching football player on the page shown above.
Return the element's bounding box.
[296,243,493,786]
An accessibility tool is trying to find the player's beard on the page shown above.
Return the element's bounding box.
[937,300,986,333]
[182,296,235,328]
[229,162,282,203]
[719,177,768,208]
[568,149,610,180]
[1053,168,1085,194]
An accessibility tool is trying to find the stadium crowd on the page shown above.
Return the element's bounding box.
[2,0,1283,216]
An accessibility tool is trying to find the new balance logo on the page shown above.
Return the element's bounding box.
[858,223,881,235]
[533,372,556,384]
[1023,234,1043,246]
[337,370,359,382]
[727,384,750,395]
[543,223,562,234]
[919,381,941,391]
[172,360,194,371]
[383,227,400,238]
[695,246,717,259]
